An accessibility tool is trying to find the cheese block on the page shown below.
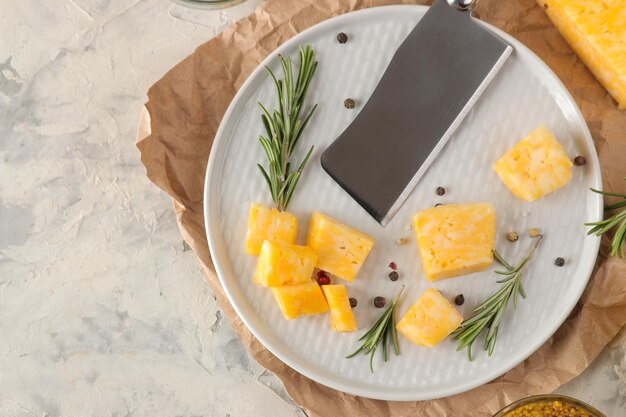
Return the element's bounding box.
[271,282,329,320]
[493,125,573,201]
[245,203,297,256]
[413,203,495,281]
[306,212,374,282]
[253,240,317,287]
[321,285,357,332]
[396,288,463,347]
[537,0,626,109]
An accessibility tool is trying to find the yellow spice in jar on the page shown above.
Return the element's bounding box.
[504,401,591,417]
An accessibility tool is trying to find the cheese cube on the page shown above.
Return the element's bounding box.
[321,285,357,332]
[396,288,463,347]
[271,282,329,320]
[493,126,573,201]
[253,241,317,287]
[413,203,495,281]
[538,0,626,109]
[306,212,374,282]
[245,203,298,256]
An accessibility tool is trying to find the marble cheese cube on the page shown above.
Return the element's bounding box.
[306,212,374,282]
[396,288,463,347]
[538,0,626,109]
[493,125,573,201]
[413,203,495,281]
[245,203,297,256]
[253,240,317,287]
[271,282,329,320]
[321,285,357,332]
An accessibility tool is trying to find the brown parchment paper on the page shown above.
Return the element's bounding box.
[136,1,626,415]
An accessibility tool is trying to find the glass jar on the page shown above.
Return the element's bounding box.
[493,395,606,417]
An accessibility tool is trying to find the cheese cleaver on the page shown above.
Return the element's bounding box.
[321,0,512,226]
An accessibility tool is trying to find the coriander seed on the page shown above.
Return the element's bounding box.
[388,271,399,281]
[506,231,519,242]
[374,296,386,308]
[344,98,355,109]
[336,32,348,43]
[555,257,565,267]
[349,297,358,308]
[395,237,408,246]
[454,294,465,306]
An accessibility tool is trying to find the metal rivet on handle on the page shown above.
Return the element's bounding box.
[446,0,479,12]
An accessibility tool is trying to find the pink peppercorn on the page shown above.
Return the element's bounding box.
[317,275,331,285]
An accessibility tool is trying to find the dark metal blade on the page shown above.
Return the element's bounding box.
[321,0,512,226]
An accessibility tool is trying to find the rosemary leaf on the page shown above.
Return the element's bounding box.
[391,302,400,356]
[452,236,542,360]
[257,46,318,211]
[586,178,626,259]
[346,285,405,372]
[589,187,626,198]
[382,324,388,362]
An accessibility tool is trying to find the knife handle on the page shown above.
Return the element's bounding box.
[446,0,478,12]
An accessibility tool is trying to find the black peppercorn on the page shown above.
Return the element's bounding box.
[349,297,358,308]
[388,271,399,281]
[434,203,443,207]
[374,296,386,308]
[574,156,586,166]
[337,32,348,44]
[344,98,355,109]
[555,257,565,267]
[435,186,446,196]
[454,294,465,306]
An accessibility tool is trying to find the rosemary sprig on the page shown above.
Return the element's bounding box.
[452,236,543,361]
[257,45,318,211]
[346,285,405,372]
[585,177,626,259]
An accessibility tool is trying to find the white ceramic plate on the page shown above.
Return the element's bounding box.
[204,5,602,401]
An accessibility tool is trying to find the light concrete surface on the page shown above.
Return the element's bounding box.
[0,1,623,416]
